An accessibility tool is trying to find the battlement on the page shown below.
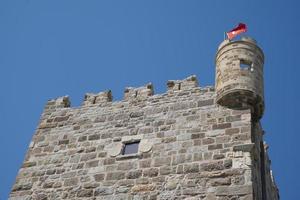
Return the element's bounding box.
[124,83,154,101]
[82,90,113,106]
[167,75,198,92]
[45,96,71,109]
[43,75,212,111]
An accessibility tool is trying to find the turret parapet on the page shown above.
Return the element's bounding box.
[217,37,263,61]
[241,36,257,44]
[167,75,198,92]
[124,83,154,101]
[215,36,265,120]
[83,90,112,106]
[217,39,230,50]
[45,96,70,110]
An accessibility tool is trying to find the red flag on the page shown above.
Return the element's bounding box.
[226,23,247,40]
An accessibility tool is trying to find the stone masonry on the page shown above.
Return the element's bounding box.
[10,37,279,200]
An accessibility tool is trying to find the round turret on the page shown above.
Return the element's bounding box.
[215,37,264,120]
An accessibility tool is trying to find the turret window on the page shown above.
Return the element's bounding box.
[240,59,253,71]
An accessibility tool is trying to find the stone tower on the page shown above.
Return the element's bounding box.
[10,37,279,200]
[215,37,264,120]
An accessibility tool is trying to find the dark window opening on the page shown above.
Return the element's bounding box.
[178,83,181,90]
[122,141,140,155]
[240,59,253,70]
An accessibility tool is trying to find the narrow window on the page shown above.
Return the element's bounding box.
[122,141,140,155]
[240,59,253,71]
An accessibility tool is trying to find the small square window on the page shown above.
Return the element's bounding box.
[240,59,253,70]
[122,141,140,155]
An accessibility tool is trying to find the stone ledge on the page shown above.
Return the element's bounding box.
[116,153,142,161]
[233,143,254,152]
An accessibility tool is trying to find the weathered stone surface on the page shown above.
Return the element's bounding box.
[106,142,123,157]
[215,185,252,196]
[64,177,78,187]
[210,178,231,186]
[201,161,224,171]
[106,172,125,180]
[233,143,255,152]
[43,181,54,189]
[139,139,153,153]
[94,187,114,196]
[58,139,69,145]
[12,183,32,191]
[88,134,100,140]
[184,163,200,173]
[154,157,171,167]
[212,123,231,130]
[94,174,105,182]
[143,168,159,177]
[77,189,93,197]
[129,111,144,118]
[126,170,142,179]
[130,184,155,194]
[165,179,178,190]
[80,153,97,162]
[198,99,214,107]
[35,193,47,200]
[22,161,36,168]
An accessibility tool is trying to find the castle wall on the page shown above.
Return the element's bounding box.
[251,123,279,200]
[9,76,278,200]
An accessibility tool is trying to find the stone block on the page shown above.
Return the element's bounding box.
[64,177,78,187]
[94,187,114,196]
[210,178,231,186]
[208,144,223,150]
[184,163,200,173]
[21,161,37,169]
[233,143,254,152]
[154,157,171,167]
[215,185,252,196]
[143,168,159,177]
[212,123,231,130]
[139,159,152,168]
[94,174,105,182]
[80,153,97,162]
[77,189,93,197]
[106,172,125,180]
[130,184,155,194]
[12,183,32,191]
[201,161,224,171]
[159,166,172,175]
[198,99,214,107]
[126,170,142,179]
[88,134,100,140]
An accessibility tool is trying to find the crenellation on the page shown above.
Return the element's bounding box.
[82,90,112,106]
[124,83,154,101]
[167,75,199,92]
[44,96,71,111]
[40,76,211,115]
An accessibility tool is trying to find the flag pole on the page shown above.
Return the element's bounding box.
[224,32,226,40]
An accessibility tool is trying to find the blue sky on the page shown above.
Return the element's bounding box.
[0,0,299,199]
